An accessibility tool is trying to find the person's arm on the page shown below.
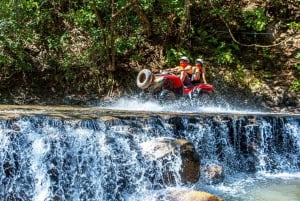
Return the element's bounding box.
[163,66,179,74]
[202,67,207,84]
[182,65,192,72]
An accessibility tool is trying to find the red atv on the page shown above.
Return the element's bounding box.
[136,69,214,101]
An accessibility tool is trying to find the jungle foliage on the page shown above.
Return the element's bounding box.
[0,0,299,99]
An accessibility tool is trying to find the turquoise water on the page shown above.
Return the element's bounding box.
[205,173,300,201]
[250,179,300,201]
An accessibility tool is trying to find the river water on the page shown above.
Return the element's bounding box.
[0,100,299,201]
[109,99,300,201]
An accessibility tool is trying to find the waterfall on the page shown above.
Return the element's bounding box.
[166,115,299,173]
[0,111,299,201]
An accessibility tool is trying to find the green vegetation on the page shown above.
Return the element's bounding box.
[0,0,298,102]
[291,52,300,92]
[244,8,268,32]
[296,52,300,71]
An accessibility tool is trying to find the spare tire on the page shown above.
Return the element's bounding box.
[136,69,153,89]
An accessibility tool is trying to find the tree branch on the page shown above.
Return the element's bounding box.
[209,0,294,48]
[112,0,138,19]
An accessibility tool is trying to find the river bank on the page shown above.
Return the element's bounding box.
[0,64,299,114]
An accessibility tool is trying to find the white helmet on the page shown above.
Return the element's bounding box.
[195,58,203,64]
[180,56,189,63]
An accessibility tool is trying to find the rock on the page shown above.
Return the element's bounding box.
[176,139,201,184]
[140,137,175,159]
[201,162,225,185]
[99,116,135,137]
[12,123,21,131]
[140,137,200,184]
[165,189,224,201]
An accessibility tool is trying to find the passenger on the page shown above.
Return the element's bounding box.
[192,58,207,84]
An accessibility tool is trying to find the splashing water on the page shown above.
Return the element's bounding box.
[108,98,164,112]
[102,97,278,115]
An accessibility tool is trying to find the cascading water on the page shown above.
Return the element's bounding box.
[0,106,299,201]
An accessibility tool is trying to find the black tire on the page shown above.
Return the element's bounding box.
[136,69,153,89]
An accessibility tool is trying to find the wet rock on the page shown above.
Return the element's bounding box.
[3,162,16,177]
[99,116,136,137]
[201,162,225,185]
[176,139,201,184]
[140,137,200,184]
[99,116,121,125]
[165,189,223,201]
[12,123,21,131]
[140,137,175,160]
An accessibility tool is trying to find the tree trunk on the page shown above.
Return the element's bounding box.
[133,1,152,37]
[109,0,116,72]
[93,0,144,72]
[179,0,191,47]
[91,1,112,70]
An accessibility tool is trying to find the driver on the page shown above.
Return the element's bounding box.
[167,56,193,87]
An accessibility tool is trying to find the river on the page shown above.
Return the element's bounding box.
[0,100,299,201]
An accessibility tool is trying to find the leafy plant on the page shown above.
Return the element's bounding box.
[244,8,268,31]
[215,42,234,65]
[295,52,300,72]
[166,48,191,67]
[290,80,300,92]
[288,22,300,32]
[231,64,246,84]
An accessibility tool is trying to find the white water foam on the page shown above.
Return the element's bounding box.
[101,97,273,115]
[31,138,51,201]
[258,172,300,179]
[27,125,51,201]
[106,98,164,112]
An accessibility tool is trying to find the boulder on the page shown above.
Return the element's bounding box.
[165,189,224,201]
[201,162,225,185]
[176,139,201,184]
[140,137,200,184]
